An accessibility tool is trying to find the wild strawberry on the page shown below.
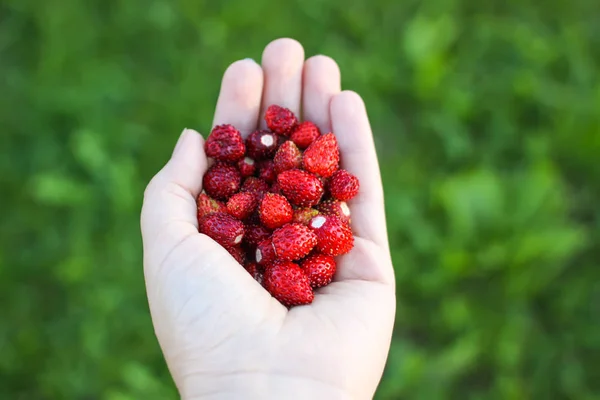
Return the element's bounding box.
[272,223,318,261]
[263,261,314,306]
[256,238,276,266]
[270,182,282,195]
[317,199,351,225]
[202,163,241,200]
[257,160,277,184]
[196,193,227,221]
[309,215,353,256]
[259,193,293,229]
[198,212,245,248]
[244,261,264,285]
[302,132,340,178]
[246,130,278,159]
[243,224,271,248]
[329,169,359,201]
[291,121,320,149]
[226,192,258,220]
[265,105,298,135]
[292,208,320,225]
[241,177,269,198]
[277,169,324,207]
[237,157,256,178]
[273,140,302,174]
[204,124,245,162]
[227,245,246,265]
[301,254,336,288]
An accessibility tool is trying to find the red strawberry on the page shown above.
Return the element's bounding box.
[226,192,258,220]
[246,130,278,159]
[257,160,277,184]
[277,169,324,207]
[198,212,245,248]
[265,105,298,135]
[237,157,256,178]
[241,177,269,198]
[203,163,241,200]
[204,124,245,162]
[263,261,314,306]
[272,223,318,261]
[292,208,320,225]
[196,193,227,221]
[302,132,340,178]
[243,224,271,249]
[259,193,293,229]
[329,169,359,201]
[227,245,246,265]
[291,121,321,149]
[273,140,302,173]
[270,182,282,195]
[301,254,336,288]
[317,199,351,225]
[256,238,276,266]
[244,261,264,285]
[309,215,353,256]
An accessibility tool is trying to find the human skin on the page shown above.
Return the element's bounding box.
[140,38,396,400]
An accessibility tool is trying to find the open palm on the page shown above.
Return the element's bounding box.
[141,38,396,399]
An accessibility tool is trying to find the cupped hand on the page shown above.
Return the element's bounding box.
[141,38,396,400]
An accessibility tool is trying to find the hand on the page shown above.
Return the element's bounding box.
[140,38,396,400]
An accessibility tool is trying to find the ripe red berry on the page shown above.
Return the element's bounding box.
[292,208,320,225]
[263,261,314,306]
[264,105,298,135]
[302,132,340,178]
[202,163,241,200]
[301,254,336,288]
[259,193,293,230]
[204,124,245,162]
[329,169,359,201]
[272,223,318,261]
[241,177,269,198]
[198,212,245,248]
[196,193,227,221]
[277,169,324,207]
[273,140,302,174]
[246,130,278,159]
[226,192,258,220]
[317,199,351,225]
[257,159,277,184]
[243,224,271,248]
[226,245,246,265]
[291,121,320,149]
[308,215,354,256]
[256,238,276,266]
[237,157,256,178]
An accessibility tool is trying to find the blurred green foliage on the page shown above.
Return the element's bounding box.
[1,0,599,398]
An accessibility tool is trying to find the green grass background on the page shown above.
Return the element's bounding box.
[1,0,599,398]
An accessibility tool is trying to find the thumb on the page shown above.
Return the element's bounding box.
[141,128,206,260]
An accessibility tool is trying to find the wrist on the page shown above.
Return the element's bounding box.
[181,373,353,400]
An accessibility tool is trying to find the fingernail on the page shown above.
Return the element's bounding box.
[173,128,189,157]
[243,57,256,63]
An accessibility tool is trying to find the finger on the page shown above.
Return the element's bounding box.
[260,38,305,128]
[141,129,208,266]
[330,91,389,250]
[212,59,264,138]
[302,55,341,132]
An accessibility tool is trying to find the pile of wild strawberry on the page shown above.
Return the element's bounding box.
[197,105,359,307]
